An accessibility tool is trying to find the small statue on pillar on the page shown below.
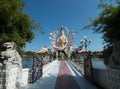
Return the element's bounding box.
[0,42,22,66]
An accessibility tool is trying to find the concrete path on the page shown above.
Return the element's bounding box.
[22,60,60,89]
[22,60,98,89]
[66,61,97,89]
[55,60,80,89]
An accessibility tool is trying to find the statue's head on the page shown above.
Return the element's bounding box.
[60,26,65,35]
[1,42,16,51]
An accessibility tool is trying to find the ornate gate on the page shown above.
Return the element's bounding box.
[84,52,93,82]
[32,53,43,83]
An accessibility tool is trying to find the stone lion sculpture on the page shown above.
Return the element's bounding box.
[109,41,120,68]
[0,42,22,65]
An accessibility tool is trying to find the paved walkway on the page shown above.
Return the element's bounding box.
[22,60,97,89]
[55,60,80,89]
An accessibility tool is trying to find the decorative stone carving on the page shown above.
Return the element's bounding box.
[0,42,22,65]
[0,42,22,89]
[109,41,120,68]
[84,52,93,82]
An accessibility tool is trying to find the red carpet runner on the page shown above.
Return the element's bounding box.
[55,60,80,89]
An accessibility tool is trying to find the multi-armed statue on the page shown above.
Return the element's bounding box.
[49,26,75,58]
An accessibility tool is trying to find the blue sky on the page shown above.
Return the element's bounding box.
[23,0,104,52]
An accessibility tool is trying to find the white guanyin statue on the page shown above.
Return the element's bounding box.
[49,26,75,58]
[52,26,68,51]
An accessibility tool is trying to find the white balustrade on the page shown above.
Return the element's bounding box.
[107,68,120,89]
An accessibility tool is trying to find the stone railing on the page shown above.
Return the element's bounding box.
[21,68,30,86]
[93,68,108,89]
[106,41,120,89]
[71,52,93,82]
[107,67,120,89]
[6,64,22,89]
[68,60,84,75]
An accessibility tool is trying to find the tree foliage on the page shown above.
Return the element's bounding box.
[23,51,34,58]
[0,0,43,51]
[84,0,120,64]
[102,45,113,65]
[85,0,120,45]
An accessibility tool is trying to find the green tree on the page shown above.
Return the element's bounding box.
[23,51,34,58]
[0,0,43,51]
[84,0,120,64]
[102,45,113,65]
[85,0,120,45]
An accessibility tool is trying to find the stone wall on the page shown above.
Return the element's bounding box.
[21,68,30,86]
[93,68,108,89]
[0,64,22,89]
[6,64,22,89]
[107,68,120,89]
[0,68,6,89]
[92,67,120,89]
[109,41,120,68]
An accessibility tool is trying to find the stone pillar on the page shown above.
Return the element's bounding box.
[0,42,22,89]
[0,65,6,89]
[84,52,93,82]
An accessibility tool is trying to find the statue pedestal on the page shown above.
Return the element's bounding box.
[6,63,22,89]
[0,62,22,89]
[0,42,22,89]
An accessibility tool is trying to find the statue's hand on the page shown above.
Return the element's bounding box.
[52,45,65,51]
[59,45,67,50]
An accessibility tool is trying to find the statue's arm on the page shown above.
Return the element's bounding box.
[57,36,60,43]
[63,36,68,44]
